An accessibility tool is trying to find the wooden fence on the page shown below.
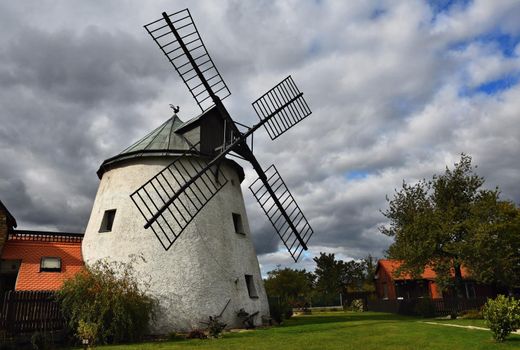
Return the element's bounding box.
[0,290,65,334]
[367,297,488,316]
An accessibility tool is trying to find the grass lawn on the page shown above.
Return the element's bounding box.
[86,311,520,350]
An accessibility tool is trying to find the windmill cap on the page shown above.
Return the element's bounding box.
[96,111,244,182]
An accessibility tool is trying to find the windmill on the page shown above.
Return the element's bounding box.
[82,9,314,332]
[132,9,314,262]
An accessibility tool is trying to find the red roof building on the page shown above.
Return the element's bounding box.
[374,259,496,300]
[0,201,84,294]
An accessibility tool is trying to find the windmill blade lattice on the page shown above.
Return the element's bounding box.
[144,9,231,112]
[252,76,312,140]
[249,165,313,262]
[130,144,228,250]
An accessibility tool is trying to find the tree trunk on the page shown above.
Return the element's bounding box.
[451,263,464,318]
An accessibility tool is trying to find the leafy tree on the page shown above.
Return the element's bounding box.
[264,267,314,302]
[313,253,377,300]
[360,255,378,292]
[380,154,516,296]
[465,196,520,292]
[313,253,345,303]
[342,260,366,292]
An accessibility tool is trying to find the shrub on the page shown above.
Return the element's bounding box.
[204,315,226,338]
[186,329,207,339]
[284,306,294,319]
[414,298,435,318]
[269,300,292,324]
[350,299,364,312]
[56,258,156,345]
[460,309,483,319]
[482,295,520,342]
[30,331,54,350]
[76,320,99,348]
[166,332,184,341]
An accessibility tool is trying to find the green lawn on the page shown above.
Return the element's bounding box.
[87,312,520,350]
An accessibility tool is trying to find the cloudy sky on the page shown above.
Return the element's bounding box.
[1,0,519,275]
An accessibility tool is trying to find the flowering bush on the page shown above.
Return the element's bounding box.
[350,299,365,312]
[57,258,156,345]
[482,295,520,342]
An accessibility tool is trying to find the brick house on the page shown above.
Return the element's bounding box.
[0,200,84,295]
[374,259,497,300]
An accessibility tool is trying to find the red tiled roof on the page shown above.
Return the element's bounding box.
[2,239,84,291]
[378,259,470,280]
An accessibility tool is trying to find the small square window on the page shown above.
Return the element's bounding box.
[232,213,244,234]
[99,209,116,232]
[40,257,61,272]
[245,274,258,298]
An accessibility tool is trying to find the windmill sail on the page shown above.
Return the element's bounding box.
[137,9,315,261]
[144,9,231,111]
[249,165,314,262]
[252,76,312,140]
[130,143,228,250]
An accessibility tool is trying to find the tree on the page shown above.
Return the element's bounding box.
[313,253,377,301]
[342,260,366,292]
[313,253,345,304]
[380,154,517,296]
[264,267,314,302]
[465,195,520,292]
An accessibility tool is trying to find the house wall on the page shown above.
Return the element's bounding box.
[82,156,269,333]
[375,259,498,300]
[428,281,442,298]
[375,265,397,299]
[1,240,84,290]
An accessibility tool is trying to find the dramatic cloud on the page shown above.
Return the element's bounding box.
[1,1,519,275]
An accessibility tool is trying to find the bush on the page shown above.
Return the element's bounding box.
[350,299,364,312]
[482,295,520,342]
[269,300,292,324]
[30,331,54,350]
[76,320,99,348]
[166,332,184,341]
[186,329,207,339]
[56,258,156,345]
[204,315,226,338]
[414,298,435,318]
[460,309,483,319]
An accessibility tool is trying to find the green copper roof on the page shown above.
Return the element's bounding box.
[120,115,188,154]
[96,109,245,182]
[97,114,194,178]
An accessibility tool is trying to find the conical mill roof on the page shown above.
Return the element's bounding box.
[97,114,193,178]
[120,115,188,154]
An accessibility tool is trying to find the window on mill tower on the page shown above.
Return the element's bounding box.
[232,213,244,234]
[99,209,116,232]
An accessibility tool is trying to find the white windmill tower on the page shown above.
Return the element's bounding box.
[82,9,315,333]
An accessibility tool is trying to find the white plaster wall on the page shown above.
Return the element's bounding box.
[82,156,269,333]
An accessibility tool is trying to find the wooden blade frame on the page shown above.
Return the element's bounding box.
[144,9,231,112]
[130,143,228,250]
[249,165,313,262]
[138,9,314,260]
[252,76,311,140]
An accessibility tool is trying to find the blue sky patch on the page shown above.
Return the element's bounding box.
[475,75,519,95]
[427,0,472,16]
[345,170,369,181]
[459,74,520,97]
[478,32,520,58]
